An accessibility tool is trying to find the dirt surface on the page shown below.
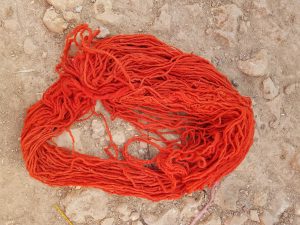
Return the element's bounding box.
[0,0,300,225]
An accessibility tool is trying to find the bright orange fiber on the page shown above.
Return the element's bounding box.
[21,24,255,201]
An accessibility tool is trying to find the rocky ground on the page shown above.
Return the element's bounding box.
[0,0,300,225]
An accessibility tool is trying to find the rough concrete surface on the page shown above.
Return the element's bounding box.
[0,0,299,225]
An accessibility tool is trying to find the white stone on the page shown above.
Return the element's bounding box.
[52,128,82,150]
[91,119,105,139]
[117,203,132,221]
[130,211,140,221]
[284,83,298,95]
[101,217,114,225]
[74,5,83,13]
[43,7,68,33]
[112,130,126,145]
[23,38,37,55]
[94,0,122,24]
[225,214,248,225]
[263,77,279,100]
[61,189,109,223]
[96,25,110,38]
[47,0,83,11]
[250,210,260,222]
[238,50,268,77]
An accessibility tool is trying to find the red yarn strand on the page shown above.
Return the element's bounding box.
[21,24,255,201]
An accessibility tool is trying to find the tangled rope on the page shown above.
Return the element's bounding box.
[21,24,254,201]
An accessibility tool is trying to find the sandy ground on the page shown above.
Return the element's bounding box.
[0,0,300,225]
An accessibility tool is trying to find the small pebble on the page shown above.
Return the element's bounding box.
[117,203,132,221]
[101,217,114,225]
[263,77,279,100]
[284,83,298,95]
[23,37,37,55]
[96,26,110,38]
[238,50,268,77]
[43,7,68,33]
[250,210,260,222]
[231,79,239,87]
[130,211,140,221]
[112,131,126,145]
[42,51,48,58]
[74,5,83,13]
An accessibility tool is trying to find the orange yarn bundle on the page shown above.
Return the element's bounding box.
[21,24,254,201]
